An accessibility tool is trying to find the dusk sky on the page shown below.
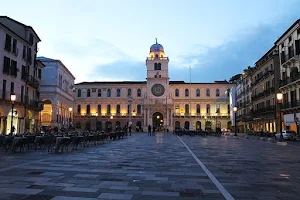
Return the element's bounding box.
[1,0,300,83]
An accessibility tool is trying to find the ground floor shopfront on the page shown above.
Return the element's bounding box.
[283,112,300,134]
[0,103,40,134]
[253,119,277,133]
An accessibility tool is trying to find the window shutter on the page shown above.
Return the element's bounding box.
[296,40,300,55]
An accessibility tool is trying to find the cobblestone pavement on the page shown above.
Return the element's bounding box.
[0,133,299,200]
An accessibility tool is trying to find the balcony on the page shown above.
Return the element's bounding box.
[174,113,229,118]
[252,105,275,117]
[147,57,169,61]
[281,49,300,68]
[280,73,300,89]
[282,100,300,110]
[27,75,39,89]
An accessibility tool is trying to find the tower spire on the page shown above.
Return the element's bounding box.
[155,38,157,44]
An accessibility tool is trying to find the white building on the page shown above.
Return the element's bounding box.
[37,57,75,129]
[275,19,300,133]
[0,16,43,134]
[74,41,235,132]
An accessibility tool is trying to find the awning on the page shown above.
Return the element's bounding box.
[284,114,294,126]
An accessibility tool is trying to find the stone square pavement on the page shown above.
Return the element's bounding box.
[0,133,299,200]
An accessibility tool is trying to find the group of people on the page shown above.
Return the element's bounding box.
[147,125,156,136]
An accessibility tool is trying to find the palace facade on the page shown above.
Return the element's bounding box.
[74,41,235,132]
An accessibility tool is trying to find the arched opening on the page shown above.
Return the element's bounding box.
[184,121,190,130]
[157,63,161,70]
[77,89,81,97]
[216,88,220,97]
[127,88,132,97]
[6,108,18,134]
[185,104,189,114]
[175,89,179,97]
[136,121,142,132]
[196,121,201,130]
[106,121,112,132]
[116,88,120,97]
[152,112,163,129]
[205,121,212,131]
[41,100,52,126]
[137,88,141,97]
[196,88,200,97]
[175,121,180,130]
[206,88,210,97]
[96,121,102,131]
[185,89,189,97]
[196,104,200,114]
[116,121,121,131]
[25,111,34,132]
[137,104,141,114]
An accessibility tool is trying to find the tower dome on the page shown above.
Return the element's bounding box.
[150,38,164,52]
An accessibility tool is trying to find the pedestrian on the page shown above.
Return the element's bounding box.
[129,125,132,136]
[152,125,155,136]
[148,125,151,136]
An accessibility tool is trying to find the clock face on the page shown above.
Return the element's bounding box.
[151,84,165,97]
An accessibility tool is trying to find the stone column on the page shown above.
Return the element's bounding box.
[170,110,173,131]
[0,117,4,134]
[19,118,25,133]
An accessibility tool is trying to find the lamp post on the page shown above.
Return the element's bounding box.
[128,95,133,128]
[204,116,207,131]
[233,106,238,136]
[277,93,283,141]
[95,112,98,131]
[68,107,72,128]
[10,94,16,135]
[110,115,113,131]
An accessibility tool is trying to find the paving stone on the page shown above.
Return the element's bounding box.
[4,188,43,195]
[141,191,180,196]
[62,187,98,193]
[97,193,133,199]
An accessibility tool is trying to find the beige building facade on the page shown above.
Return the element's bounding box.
[74,41,234,132]
[0,16,43,134]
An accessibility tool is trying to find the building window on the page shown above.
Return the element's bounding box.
[196,104,200,114]
[77,89,81,97]
[10,60,17,77]
[175,89,179,97]
[185,104,189,114]
[154,63,157,70]
[3,56,10,74]
[107,104,111,114]
[137,104,141,114]
[22,45,26,59]
[216,104,220,113]
[117,89,121,97]
[137,88,141,97]
[206,89,210,97]
[12,39,17,54]
[185,89,189,97]
[77,105,81,114]
[86,105,90,114]
[4,34,12,52]
[107,89,111,97]
[206,104,210,114]
[87,89,91,97]
[29,33,34,44]
[97,104,101,114]
[216,88,220,97]
[98,89,101,97]
[157,63,161,70]
[196,88,200,97]
[128,88,132,97]
[116,104,120,114]
[175,104,180,114]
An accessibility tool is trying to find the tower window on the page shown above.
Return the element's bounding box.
[155,54,158,58]
[154,63,158,70]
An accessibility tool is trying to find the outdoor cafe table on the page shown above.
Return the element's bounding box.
[55,137,70,153]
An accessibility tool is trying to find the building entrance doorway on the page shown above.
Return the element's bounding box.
[152,112,163,130]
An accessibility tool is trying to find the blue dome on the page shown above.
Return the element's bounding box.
[150,39,164,52]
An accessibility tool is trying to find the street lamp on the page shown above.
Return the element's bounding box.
[233,106,238,136]
[10,94,16,135]
[68,107,73,127]
[277,93,283,141]
[204,116,207,131]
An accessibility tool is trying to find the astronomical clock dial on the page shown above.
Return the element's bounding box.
[151,84,165,97]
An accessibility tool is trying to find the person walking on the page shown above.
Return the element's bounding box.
[129,125,132,136]
[148,125,151,136]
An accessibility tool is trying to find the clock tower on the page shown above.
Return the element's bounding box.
[146,39,169,99]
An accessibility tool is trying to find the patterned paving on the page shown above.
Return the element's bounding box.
[0,133,300,199]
